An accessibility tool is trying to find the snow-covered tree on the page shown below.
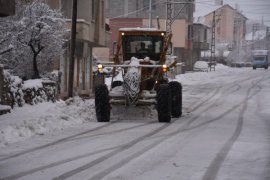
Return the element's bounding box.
[0,0,67,79]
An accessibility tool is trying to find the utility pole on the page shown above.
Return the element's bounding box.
[166,0,173,33]
[266,27,270,50]
[149,0,152,28]
[209,11,216,71]
[68,0,77,98]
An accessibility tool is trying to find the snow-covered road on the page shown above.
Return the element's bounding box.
[0,65,270,180]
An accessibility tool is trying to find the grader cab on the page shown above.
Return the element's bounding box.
[95,28,182,122]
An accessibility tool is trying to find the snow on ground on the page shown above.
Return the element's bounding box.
[0,97,96,147]
[0,64,248,147]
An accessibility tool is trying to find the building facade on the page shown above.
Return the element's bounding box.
[47,0,108,98]
[203,4,247,49]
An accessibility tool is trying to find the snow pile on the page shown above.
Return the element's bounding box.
[0,105,11,111]
[22,79,43,90]
[194,61,209,72]
[0,97,96,147]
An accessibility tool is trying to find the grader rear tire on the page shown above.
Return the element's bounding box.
[169,81,182,118]
[95,84,110,122]
[157,84,171,123]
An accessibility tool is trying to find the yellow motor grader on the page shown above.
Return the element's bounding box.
[95,28,182,122]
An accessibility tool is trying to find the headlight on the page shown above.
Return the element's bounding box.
[98,64,103,73]
[162,64,168,72]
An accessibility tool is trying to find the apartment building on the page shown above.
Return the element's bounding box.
[47,0,108,98]
[197,4,247,50]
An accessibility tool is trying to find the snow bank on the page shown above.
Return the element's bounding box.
[0,105,11,111]
[22,79,43,90]
[0,97,96,147]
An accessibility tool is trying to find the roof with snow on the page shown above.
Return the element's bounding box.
[194,3,247,24]
[194,1,223,18]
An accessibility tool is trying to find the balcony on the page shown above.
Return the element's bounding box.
[193,41,209,50]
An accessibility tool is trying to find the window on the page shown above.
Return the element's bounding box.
[144,0,156,11]
[204,29,207,42]
[143,0,148,8]
[122,35,164,61]
[152,0,156,10]
[92,0,96,21]
[101,0,104,27]
[188,25,193,40]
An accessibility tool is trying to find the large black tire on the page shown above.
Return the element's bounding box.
[95,84,110,122]
[157,84,171,123]
[169,81,182,118]
[111,81,123,88]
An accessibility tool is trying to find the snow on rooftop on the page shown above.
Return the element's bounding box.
[194,1,223,21]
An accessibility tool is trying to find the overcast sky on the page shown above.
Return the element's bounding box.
[223,0,270,26]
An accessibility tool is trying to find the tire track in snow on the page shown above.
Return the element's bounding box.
[182,75,264,133]
[85,78,255,180]
[0,72,253,163]
[50,77,248,180]
[201,76,265,180]
[0,122,118,162]
[1,72,263,179]
[65,121,156,141]
[52,122,173,180]
[86,75,264,180]
[71,73,267,180]
[0,123,158,179]
[185,74,253,114]
[0,82,228,179]
[0,146,119,180]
